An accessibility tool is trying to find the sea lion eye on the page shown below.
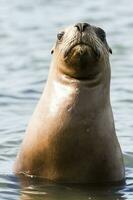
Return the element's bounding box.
[96,28,106,42]
[57,32,64,40]
[99,31,106,41]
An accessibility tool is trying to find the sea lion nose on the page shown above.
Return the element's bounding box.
[74,23,90,32]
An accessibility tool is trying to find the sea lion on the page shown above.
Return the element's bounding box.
[14,22,125,184]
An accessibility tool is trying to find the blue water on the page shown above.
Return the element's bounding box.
[0,0,133,199]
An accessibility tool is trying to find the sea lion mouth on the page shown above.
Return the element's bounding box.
[64,42,100,60]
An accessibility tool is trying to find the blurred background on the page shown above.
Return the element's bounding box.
[0,0,133,199]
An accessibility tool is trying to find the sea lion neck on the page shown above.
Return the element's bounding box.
[56,72,104,89]
[46,67,111,109]
[50,60,110,91]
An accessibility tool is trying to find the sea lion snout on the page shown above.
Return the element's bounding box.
[64,24,98,59]
[64,24,100,60]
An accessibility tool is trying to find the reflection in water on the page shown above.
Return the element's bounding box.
[17,176,126,200]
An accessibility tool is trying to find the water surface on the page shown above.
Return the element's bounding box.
[0,0,133,199]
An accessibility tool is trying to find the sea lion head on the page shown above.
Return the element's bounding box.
[51,23,112,80]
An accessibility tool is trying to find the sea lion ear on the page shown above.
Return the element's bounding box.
[109,47,112,54]
[51,48,54,54]
[106,41,112,54]
[51,44,55,54]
